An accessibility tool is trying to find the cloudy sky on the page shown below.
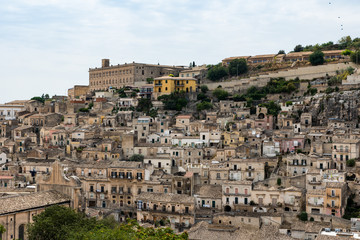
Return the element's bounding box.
[0,0,359,103]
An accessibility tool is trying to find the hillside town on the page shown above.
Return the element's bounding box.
[2,43,360,239]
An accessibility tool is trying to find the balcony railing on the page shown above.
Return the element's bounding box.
[308,180,322,185]
[223,192,250,197]
[307,202,324,207]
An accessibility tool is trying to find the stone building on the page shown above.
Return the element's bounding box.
[136,192,195,231]
[89,59,183,91]
[0,190,70,240]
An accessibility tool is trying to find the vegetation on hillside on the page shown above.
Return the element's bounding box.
[31,94,50,104]
[309,50,325,66]
[27,205,188,240]
[158,92,189,111]
[293,36,360,52]
[207,64,228,81]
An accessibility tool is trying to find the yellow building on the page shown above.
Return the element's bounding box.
[153,76,197,97]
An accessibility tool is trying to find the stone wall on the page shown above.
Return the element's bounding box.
[205,63,357,93]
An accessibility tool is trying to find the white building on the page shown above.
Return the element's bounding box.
[0,104,25,120]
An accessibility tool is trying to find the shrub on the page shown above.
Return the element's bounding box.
[129,154,144,162]
[310,50,325,66]
[346,159,356,167]
[351,51,360,64]
[196,102,213,111]
[200,85,209,93]
[207,64,228,81]
[310,217,314,221]
[298,211,308,221]
[228,58,248,76]
[213,88,229,100]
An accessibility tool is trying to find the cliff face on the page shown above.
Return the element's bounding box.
[307,91,360,126]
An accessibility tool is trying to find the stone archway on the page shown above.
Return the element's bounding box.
[224,205,231,212]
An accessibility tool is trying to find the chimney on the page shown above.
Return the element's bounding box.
[102,59,110,68]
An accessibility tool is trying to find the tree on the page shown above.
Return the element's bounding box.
[31,96,45,104]
[149,108,158,118]
[294,44,304,52]
[309,50,324,66]
[278,50,285,54]
[233,94,246,101]
[342,49,353,56]
[207,64,228,81]
[298,211,308,221]
[228,59,248,76]
[146,78,154,84]
[0,224,6,240]
[27,205,99,240]
[158,92,188,111]
[351,51,360,64]
[262,101,281,116]
[27,206,188,240]
[136,98,153,113]
[200,85,209,93]
[129,154,144,162]
[196,102,213,111]
[212,88,229,100]
[197,93,210,102]
[347,159,356,167]
[338,35,352,49]
[78,108,89,112]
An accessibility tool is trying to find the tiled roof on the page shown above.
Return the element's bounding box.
[0,190,70,215]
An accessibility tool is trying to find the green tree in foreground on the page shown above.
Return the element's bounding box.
[309,50,324,66]
[27,206,188,240]
[0,224,6,240]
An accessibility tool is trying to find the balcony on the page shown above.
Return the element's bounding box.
[327,194,340,198]
[155,82,162,86]
[326,203,340,208]
[245,168,255,172]
[334,149,349,153]
[223,192,250,197]
[308,180,322,185]
[141,208,192,216]
[307,202,324,207]
[246,176,254,180]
